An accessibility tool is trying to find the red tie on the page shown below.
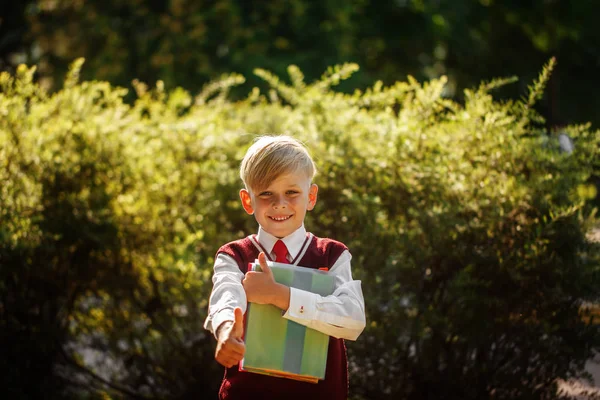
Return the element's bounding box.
[272,240,289,263]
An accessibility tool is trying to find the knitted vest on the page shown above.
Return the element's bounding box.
[217,233,349,400]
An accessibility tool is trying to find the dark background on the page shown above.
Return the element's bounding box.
[2,0,599,128]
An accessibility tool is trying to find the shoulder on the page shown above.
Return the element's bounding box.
[310,234,349,256]
[298,233,349,268]
[217,236,255,258]
[311,234,348,249]
[218,237,252,250]
[216,236,259,273]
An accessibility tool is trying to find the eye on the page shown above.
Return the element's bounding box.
[286,190,299,195]
[258,191,272,197]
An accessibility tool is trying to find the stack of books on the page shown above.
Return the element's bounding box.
[241,261,334,383]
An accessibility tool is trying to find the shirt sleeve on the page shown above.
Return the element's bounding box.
[282,250,366,341]
[203,253,247,338]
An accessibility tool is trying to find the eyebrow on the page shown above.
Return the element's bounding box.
[260,183,303,192]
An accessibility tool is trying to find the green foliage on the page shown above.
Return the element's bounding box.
[1,59,599,399]
[7,0,600,128]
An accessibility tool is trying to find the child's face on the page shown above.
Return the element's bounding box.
[240,170,318,239]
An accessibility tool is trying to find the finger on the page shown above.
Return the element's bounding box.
[243,271,257,279]
[223,340,245,357]
[232,338,246,356]
[216,345,244,366]
[218,355,238,368]
[258,252,272,277]
[222,348,244,366]
[242,273,255,291]
[232,307,244,338]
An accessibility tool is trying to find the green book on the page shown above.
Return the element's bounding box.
[241,261,334,383]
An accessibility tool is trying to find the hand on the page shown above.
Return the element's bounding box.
[243,252,277,304]
[215,307,246,368]
[243,252,291,310]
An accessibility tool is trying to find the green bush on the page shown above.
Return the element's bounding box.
[1,59,599,399]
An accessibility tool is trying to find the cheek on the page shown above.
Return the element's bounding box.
[289,197,309,208]
[255,199,272,210]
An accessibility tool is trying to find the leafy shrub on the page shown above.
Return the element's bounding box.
[1,59,598,399]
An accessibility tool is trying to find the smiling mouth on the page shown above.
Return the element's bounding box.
[270,215,292,222]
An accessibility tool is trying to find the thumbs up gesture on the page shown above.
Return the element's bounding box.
[243,252,291,311]
[215,307,246,368]
[243,252,276,304]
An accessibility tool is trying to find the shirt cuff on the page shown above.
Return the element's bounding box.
[283,287,317,321]
[207,309,235,339]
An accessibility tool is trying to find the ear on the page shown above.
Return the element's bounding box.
[307,184,318,211]
[239,189,254,215]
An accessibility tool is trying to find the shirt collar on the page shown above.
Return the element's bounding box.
[257,225,307,260]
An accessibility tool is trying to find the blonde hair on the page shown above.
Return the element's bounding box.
[240,135,316,191]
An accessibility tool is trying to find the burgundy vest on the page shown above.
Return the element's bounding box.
[217,234,349,400]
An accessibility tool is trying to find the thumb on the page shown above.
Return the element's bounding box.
[232,307,244,339]
[258,252,272,277]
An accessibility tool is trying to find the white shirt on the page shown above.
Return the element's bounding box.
[204,225,366,341]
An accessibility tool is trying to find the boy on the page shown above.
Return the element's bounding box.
[204,135,366,400]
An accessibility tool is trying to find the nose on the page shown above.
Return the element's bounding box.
[272,194,287,209]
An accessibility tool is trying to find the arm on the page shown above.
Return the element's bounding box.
[243,250,366,341]
[283,250,366,340]
[213,307,245,368]
[203,253,247,367]
[204,253,247,336]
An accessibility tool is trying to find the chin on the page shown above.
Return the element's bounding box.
[267,226,293,238]
[272,230,291,238]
